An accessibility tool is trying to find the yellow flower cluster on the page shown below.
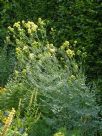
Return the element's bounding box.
[4,108,15,125]
[24,21,38,34]
[13,21,20,28]
[66,49,75,58]
[61,41,69,49]
[8,21,38,36]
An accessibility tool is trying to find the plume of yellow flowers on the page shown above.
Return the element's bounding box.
[23,21,38,34]
[1,108,15,136]
[66,49,75,58]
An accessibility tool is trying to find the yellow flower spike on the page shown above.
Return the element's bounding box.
[1,108,15,136]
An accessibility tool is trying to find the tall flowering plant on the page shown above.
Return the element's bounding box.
[0,19,101,136]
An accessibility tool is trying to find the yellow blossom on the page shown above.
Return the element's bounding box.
[28,28,32,34]
[13,22,20,28]
[24,21,38,33]
[31,24,38,32]
[66,49,75,58]
[25,23,30,28]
